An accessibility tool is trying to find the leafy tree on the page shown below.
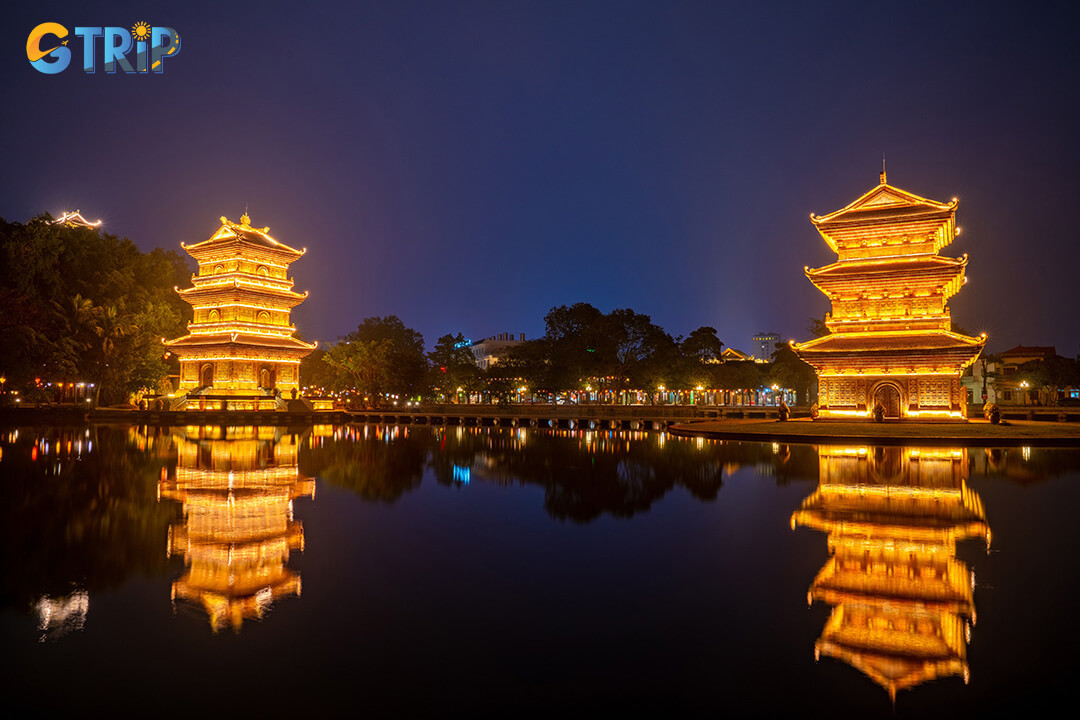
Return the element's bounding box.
[343,316,428,397]
[767,343,816,404]
[607,308,676,398]
[1018,355,1080,406]
[324,338,394,406]
[542,303,612,391]
[299,348,342,393]
[0,215,190,404]
[681,326,724,363]
[490,340,552,398]
[428,333,482,402]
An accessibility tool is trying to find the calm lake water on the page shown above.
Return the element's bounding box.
[2,424,1080,717]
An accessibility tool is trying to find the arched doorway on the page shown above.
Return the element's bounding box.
[200,363,214,388]
[872,383,902,419]
[259,366,275,389]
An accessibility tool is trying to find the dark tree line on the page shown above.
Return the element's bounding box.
[0,215,191,405]
[303,303,816,406]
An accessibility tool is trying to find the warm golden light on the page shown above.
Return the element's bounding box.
[159,427,314,632]
[792,176,985,420]
[793,446,989,700]
[164,214,316,402]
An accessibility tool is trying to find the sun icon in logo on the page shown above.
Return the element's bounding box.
[131,21,152,42]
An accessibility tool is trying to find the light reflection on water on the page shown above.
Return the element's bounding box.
[792,446,989,700]
[2,424,1080,715]
[159,425,314,632]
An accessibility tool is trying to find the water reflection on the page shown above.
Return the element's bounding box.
[301,425,821,521]
[34,590,89,642]
[0,426,176,628]
[159,426,314,632]
[793,446,992,700]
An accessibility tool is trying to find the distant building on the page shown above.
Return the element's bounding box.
[997,345,1057,405]
[470,332,525,370]
[961,355,999,406]
[752,332,781,362]
[720,347,752,362]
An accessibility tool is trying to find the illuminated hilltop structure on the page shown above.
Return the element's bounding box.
[792,446,991,700]
[165,213,315,401]
[791,172,985,419]
[159,426,314,632]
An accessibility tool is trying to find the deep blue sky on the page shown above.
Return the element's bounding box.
[3,0,1080,355]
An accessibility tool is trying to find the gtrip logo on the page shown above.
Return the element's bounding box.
[27,22,181,74]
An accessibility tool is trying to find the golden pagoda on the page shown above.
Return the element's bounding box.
[792,446,991,700]
[791,172,986,419]
[165,213,316,402]
[159,426,315,632]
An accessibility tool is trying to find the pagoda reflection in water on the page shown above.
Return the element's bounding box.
[792,446,991,700]
[159,426,314,632]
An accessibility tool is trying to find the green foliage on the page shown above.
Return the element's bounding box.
[345,316,428,397]
[1018,355,1080,405]
[0,215,191,404]
[767,343,816,404]
[429,333,482,402]
[681,326,724,363]
[318,316,429,404]
[324,337,395,405]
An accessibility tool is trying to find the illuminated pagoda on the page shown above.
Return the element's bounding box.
[159,426,314,632]
[165,213,315,402]
[791,171,986,419]
[792,446,991,700]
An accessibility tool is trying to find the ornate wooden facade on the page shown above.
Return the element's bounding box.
[792,173,985,419]
[165,213,315,396]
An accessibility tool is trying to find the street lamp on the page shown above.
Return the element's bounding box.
[1020,380,1030,406]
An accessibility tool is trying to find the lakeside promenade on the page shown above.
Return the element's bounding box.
[668,417,1080,447]
[4,403,1080,445]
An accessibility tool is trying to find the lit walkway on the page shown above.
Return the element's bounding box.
[669,417,1080,446]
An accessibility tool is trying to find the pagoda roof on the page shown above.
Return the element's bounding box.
[182,214,305,258]
[1000,345,1057,359]
[164,331,316,352]
[178,281,308,304]
[807,255,968,299]
[811,179,957,227]
[811,556,974,613]
[720,347,752,361]
[816,634,966,701]
[807,253,966,279]
[792,329,984,357]
[793,502,989,539]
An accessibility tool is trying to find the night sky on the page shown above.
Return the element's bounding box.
[4,0,1080,356]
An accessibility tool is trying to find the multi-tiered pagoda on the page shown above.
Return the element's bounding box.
[159,426,314,632]
[792,172,985,419]
[165,213,315,400]
[792,446,991,700]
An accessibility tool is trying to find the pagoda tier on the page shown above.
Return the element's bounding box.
[792,446,990,700]
[165,213,316,396]
[159,427,314,632]
[792,173,985,419]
